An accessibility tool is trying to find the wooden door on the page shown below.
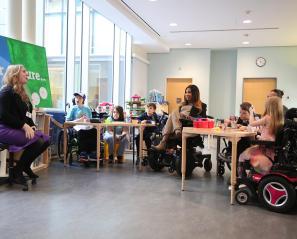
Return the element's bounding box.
[243,78,276,115]
[166,78,192,113]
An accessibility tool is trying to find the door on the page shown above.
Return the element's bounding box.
[243,78,276,115]
[166,78,192,113]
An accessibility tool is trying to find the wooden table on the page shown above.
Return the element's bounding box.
[181,127,256,204]
[63,121,153,171]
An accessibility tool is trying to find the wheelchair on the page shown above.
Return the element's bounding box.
[57,109,108,166]
[147,118,212,177]
[234,117,297,213]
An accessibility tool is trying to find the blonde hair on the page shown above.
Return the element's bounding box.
[2,64,30,103]
[263,96,284,135]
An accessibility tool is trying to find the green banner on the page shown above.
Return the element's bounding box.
[7,38,52,108]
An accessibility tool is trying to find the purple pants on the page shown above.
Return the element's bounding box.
[0,124,50,152]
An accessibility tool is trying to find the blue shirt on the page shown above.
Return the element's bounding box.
[66,105,92,121]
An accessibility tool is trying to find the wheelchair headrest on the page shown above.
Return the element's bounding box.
[285,108,297,121]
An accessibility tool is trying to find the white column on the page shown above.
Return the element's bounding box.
[7,0,22,40]
[22,0,36,44]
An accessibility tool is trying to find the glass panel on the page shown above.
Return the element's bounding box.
[0,0,8,36]
[74,0,82,92]
[88,10,114,109]
[44,0,67,109]
[118,30,127,107]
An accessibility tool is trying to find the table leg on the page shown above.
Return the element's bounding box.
[181,133,188,191]
[63,125,67,166]
[113,129,116,163]
[216,136,221,174]
[132,126,135,165]
[139,126,143,169]
[96,125,101,172]
[230,137,239,204]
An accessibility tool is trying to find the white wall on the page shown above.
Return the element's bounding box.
[209,50,237,119]
[236,46,297,112]
[148,48,211,106]
[131,57,148,98]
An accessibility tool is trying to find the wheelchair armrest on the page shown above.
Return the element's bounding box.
[250,140,275,147]
[180,119,193,127]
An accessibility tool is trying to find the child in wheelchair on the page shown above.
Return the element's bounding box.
[135,103,159,164]
[234,107,297,213]
[66,92,101,166]
[237,96,284,178]
[217,102,253,175]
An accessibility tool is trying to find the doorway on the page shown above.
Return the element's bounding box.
[166,78,192,113]
[243,78,276,114]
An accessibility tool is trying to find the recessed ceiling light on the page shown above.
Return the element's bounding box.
[149,0,157,2]
[169,23,178,27]
[243,19,252,24]
[242,41,250,45]
[185,43,192,46]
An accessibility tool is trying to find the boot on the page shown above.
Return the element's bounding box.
[117,155,124,164]
[23,167,39,179]
[108,154,114,164]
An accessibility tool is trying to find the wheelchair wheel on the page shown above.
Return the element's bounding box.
[235,186,252,205]
[147,149,164,172]
[57,130,64,160]
[175,150,196,178]
[203,159,212,172]
[258,175,296,213]
[217,165,225,176]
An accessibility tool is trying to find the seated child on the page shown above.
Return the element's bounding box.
[238,97,284,177]
[135,103,159,162]
[66,92,98,164]
[219,102,252,161]
[103,106,129,164]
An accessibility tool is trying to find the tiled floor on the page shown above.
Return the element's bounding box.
[0,149,296,239]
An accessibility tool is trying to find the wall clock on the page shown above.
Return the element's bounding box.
[256,57,266,67]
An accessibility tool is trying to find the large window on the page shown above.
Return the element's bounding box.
[42,0,132,110]
[88,11,114,109]
[0,0,8,36]
[44,0,67,109]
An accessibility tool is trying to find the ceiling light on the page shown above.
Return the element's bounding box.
[149,0,157,2]
[169,23,178,27]
[185,43,192,46]
[243,19,252,24]
[242,41,250,45]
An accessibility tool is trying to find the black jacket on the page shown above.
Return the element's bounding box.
[179,103,207,127]
[0,85,35,129]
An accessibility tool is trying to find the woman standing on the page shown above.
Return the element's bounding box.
[0,65,50,184]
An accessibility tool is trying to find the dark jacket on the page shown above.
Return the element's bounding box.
[179,103,207,127]
[137,112,159,134]
[0,85,35,129]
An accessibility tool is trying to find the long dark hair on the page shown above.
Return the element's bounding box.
[183,84,202,111]
[112,105,125,121]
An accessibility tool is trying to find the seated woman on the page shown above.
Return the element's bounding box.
[0,65,50,184]
[103,106,129,164]
[153,84,206,151]
[238,97,284,177]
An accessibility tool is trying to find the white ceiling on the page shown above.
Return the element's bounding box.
[85,0,297,53]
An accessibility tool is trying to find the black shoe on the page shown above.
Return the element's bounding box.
[23,168,39,179]
[117,155,124,164]
[13,175,27,186]
[99,159,104,167]
[108,155,114,164]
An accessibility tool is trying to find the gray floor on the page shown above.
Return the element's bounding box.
[0,154,296,239]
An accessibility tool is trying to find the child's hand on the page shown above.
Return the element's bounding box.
[141,120,147,124]
[249,106,255,114]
